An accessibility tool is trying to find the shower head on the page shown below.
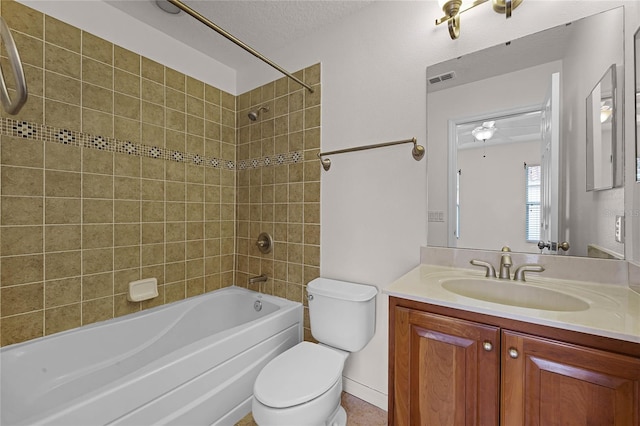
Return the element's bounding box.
[248,106,269,121]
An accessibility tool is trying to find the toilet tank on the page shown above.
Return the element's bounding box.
[307,278,377,352]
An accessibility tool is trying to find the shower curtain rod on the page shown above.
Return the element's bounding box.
[166,0,314,93]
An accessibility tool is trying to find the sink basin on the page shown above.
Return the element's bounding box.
[441,278,589,312]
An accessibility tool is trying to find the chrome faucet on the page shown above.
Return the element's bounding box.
[498,246,512,279]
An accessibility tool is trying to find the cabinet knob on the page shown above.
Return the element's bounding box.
[482,341,493,352]
[508,348,519,359]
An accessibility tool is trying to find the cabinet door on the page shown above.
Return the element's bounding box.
[502,330,640,425]
[393,307,500,426]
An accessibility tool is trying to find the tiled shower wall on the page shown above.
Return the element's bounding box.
[235,67,321,341]
[0,0,321,346]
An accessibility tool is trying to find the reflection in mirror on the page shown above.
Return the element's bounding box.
[427,7,624,259]
[586,65,616,191]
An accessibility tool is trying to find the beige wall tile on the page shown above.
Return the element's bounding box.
[0,196,43,226]
[1,166,43,196]
[83,199,113,223]
[141,79,164,105]
[114,46,139,75]
[114,116,140,143]
[83,272,113,300]
[1,254,43,286]
[45,250,81,280]
[45,225,81,252]
[82,57,113,89]
[113,246,140,270]
[114,68,140,97]
[82,108,114,139]
[45,170,81,197]
[141,57,164,84]
[1,282,44,316]
[114,200,140,223]
[45,15,81,52]
[45,304,81,335]
[83,248,113,275]
[1,226,43,256]
[82,83,113,114]
[114,224,140,247]
[83,148,113,175]
[45,277,81,308]
[82,296,113,325]
[2,0,44,39]
[82,32,113,65]
[1,311,43,346]
[1,136,43,168]
[45,71,81,105]
[83,224,113,249]
[114,154,140,178]
[11,32,43,68]
[45,143,81,172]
[114,92,140,121]
[114,176,140,200]
[83,173,113,199]
[45,198,80,224]
[45,99,80,131]
[45,43,80,79]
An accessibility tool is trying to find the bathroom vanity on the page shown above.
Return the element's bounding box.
[385,262,640,425]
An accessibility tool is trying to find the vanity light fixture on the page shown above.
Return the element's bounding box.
[436,0,523,40]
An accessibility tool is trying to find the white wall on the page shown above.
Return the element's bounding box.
[457,141,541,253]
[25,0,640,410]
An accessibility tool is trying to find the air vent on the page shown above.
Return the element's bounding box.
[428,71,456,85]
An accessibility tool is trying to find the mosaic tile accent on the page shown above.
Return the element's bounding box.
[1,118,304,170]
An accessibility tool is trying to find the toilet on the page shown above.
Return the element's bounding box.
[252,277,377,426]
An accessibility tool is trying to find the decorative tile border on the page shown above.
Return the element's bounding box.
[0,118,303,170]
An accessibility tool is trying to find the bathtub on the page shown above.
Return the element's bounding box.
[0,286,303,426]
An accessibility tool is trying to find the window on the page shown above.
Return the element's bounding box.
[526,165,541,242]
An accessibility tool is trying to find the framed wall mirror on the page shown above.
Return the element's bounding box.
[427,6,625,260]
[586,64,617,191]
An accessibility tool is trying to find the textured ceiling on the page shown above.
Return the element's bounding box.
[106,0,374,72]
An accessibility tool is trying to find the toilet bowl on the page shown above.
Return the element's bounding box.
[251,278,377,426]
[252,342,347,426]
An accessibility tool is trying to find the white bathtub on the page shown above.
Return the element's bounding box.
[0,286,303,426]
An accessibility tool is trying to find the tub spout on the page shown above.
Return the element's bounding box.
[248,274,268,284]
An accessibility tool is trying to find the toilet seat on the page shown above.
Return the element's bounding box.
[253,342,345,408]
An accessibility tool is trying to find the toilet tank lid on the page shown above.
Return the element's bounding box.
[308,278,377,302]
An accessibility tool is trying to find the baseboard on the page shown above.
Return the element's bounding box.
[342,376,388,411]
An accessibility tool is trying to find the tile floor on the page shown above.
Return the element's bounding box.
[235,392,387,425]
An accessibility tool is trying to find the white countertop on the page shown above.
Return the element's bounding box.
[384,264,640,344]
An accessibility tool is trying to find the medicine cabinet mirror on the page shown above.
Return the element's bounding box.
[586,64,617,192]
[427,6,625,259]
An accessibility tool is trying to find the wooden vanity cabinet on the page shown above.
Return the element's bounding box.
[389,297,640,426]
[502,331,640,425]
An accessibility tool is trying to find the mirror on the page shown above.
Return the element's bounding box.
[586,64,617,191]
[427,7,625,259]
